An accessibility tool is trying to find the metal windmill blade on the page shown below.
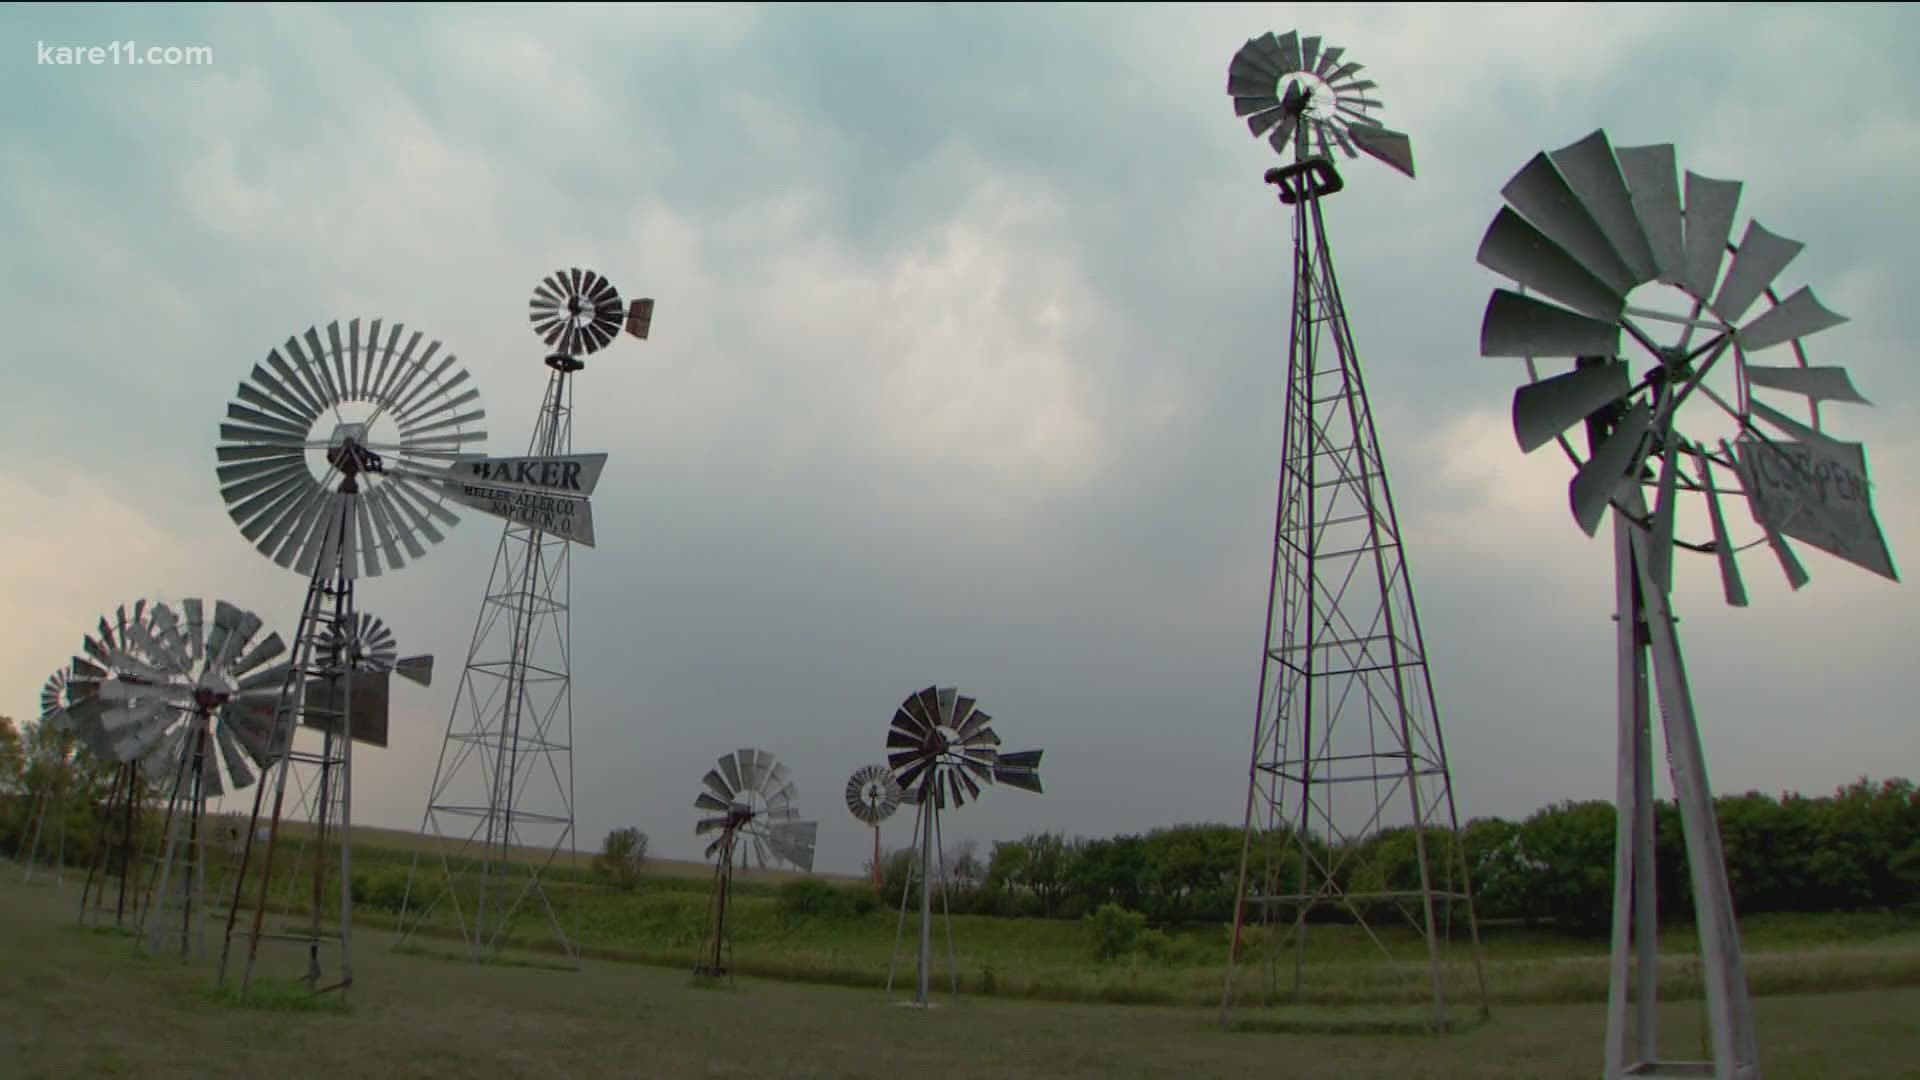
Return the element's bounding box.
[529,268,656,357]
[845,764,903,826]
[1227,29,1414,176]
[40,668,79,736]
[112,598,286,795]
[215,319,488,579]
[66,601,185,765]
[318,611,433,687]
[690,749,816,874]
[1477,128,1896,603]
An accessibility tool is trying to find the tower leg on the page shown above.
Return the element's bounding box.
[1630,525,1760,1079]
[917,795,934,1007]
[885,801,922,996]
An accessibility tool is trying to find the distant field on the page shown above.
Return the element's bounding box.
[2,869,1915,1079]
[199,814,859,886]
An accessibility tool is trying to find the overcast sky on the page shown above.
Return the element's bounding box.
[3,2,1915,876]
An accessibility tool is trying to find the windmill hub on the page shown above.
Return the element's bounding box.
[191,686,230,711]
[1278,72,1336,120]
[321,421,384,479]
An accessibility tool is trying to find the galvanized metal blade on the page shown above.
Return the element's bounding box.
[1711,221,1805,324]
[1315,45,1343,77]
[718,753,744,795]
[912,687,941,729]
[1477,207,1625,320]
[695,791,729,813]
[1743,364,1870,406]
[954,706,993,742]
[1681,172,1743,301]
[1266,114,1299,156]
[1300,34,1320,73]
[1694,452,1749,606]
[213,721,256,790]
[1648,438,1684,593]
[1511,362,1631,454]
[1570,400,1652,536]
[1735,287,1848,353]
[1543,130,1656,284]
[1615,144,1687,286]
[1265,30,1301,75]
[1501,151,1636,295]
[1481,289,1622,359]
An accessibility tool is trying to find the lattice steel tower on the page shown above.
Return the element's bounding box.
[1217,30,1489,1031]
[398,270,650,962]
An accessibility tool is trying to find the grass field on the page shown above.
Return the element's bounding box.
[4,870,1918,1079]
[44,822,1920,1015]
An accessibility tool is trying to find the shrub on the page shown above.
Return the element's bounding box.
[1085,902,1146,962]
[594,827,648,892]
[775,878,878,922]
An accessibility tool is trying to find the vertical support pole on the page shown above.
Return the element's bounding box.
[917,792,934,1007]
[1604,514,1642,1077]
[338,576,356,1001]
[885,800,922,995]
[1632,524,1760,1080]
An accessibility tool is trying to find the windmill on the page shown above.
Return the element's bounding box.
[65,601,168,929]
[18,668,83,885]
[845,763,903,895]
[1475,128,1897,1080]
[212,318,486,1003]
[693,749,818,980]
[399,268,649,965]
[1218,29,1489,1032]
[94,598,289,959]
[882,686,1042,1008]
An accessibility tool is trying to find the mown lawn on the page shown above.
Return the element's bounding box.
[6,867,1920,1079]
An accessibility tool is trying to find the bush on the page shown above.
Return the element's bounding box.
[774,878,878,922]
[1085,902,1146,962]
[594,827,647,892]
[351,866,414,912]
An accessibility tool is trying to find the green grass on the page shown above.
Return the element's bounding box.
[23,827,1920,1017]
[2,867,1917,1079]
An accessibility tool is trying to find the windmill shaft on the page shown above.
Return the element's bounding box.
[917,790,933,1007]
[1603,496,1761,1077]
[1222,165,1488,1029]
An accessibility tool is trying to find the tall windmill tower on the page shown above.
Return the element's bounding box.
[1216,30,1489,1031]
[398,270,652,963]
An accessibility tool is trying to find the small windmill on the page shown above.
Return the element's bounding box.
[18,668,84,885]
[845,764,903,896]
[883,686,1042,1008]
[1475,128,1897,1079]
[213,317,486,1003]
[693,749,818,980]
[81,598,288,959]
[65,601,167,929]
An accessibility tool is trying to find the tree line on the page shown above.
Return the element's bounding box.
[869,777,1919,935]
[5,711,1913,937]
